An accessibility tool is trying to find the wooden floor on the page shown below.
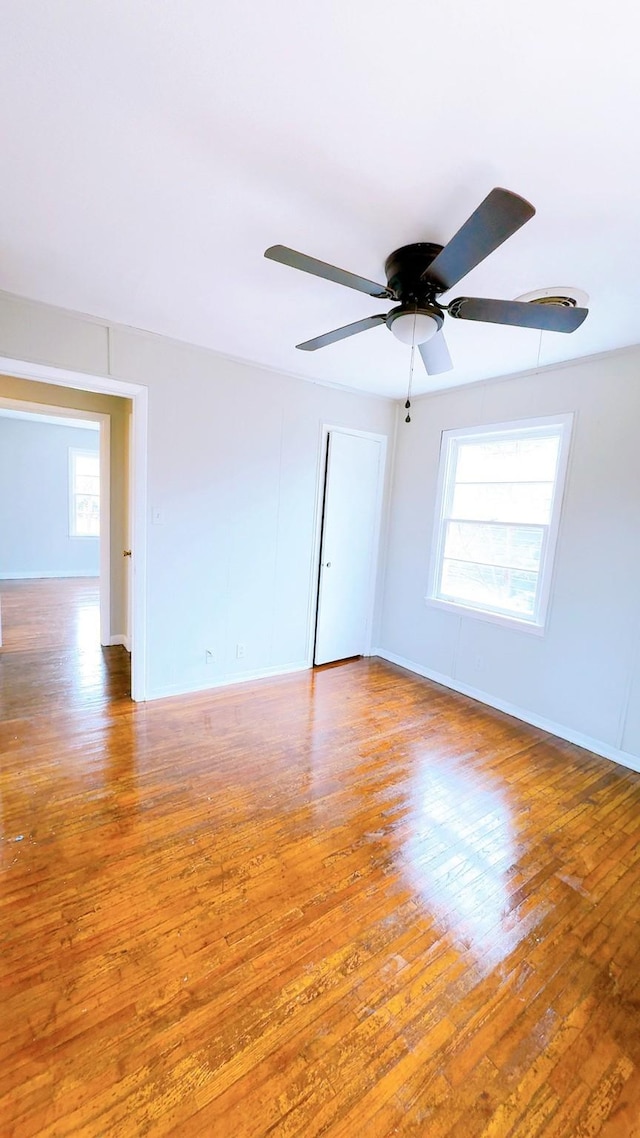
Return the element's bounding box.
[1,580,640,1137]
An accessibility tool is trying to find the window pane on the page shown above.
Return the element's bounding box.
[451,481,554,524]
[75,504,100,536]
[456,435,560,484]
[444,521,544,571]
[430,419,570,626]
[440,560,538,617]
[76,493,99,514]
[75,453,99,477]
[70,448,100,537]
[75,517,100,537]
[76,474,99,494]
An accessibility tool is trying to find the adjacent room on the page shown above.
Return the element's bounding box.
[0,408,106,699]
[1,3,639,1136]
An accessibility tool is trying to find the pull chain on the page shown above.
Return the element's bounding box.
[405,310,418,423]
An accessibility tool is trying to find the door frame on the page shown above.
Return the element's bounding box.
[0,355,148,700]
[306,424,387,667]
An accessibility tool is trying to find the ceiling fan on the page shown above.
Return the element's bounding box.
[264,188,588,375]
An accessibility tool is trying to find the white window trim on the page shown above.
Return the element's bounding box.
[425,413,574,635]
[69,446,100,539]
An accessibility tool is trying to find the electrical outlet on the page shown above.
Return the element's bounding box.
[205,648,214,665]
[236,642,246,659]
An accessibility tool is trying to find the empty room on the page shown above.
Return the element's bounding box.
[1,3,639,1136]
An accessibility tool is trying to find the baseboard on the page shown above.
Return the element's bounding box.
[374,647,640,776]
[0,570,100,580]
[107,634,130,651]
[146,660,311,702]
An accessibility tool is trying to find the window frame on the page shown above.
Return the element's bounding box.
[426,414,574,635]
[68,446,101,539]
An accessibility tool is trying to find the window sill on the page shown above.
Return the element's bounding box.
[424,595,547,636]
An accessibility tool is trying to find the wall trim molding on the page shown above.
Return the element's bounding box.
[373,648,640,776]
[0,287,396,403]
[0,570,100,580]
[146,660,310,703]
[108,634,131,651]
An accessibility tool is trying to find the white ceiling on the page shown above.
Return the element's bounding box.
[1,1,638,399]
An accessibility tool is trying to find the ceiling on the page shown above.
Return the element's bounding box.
[1,1,638,399]
[0,407,99,430]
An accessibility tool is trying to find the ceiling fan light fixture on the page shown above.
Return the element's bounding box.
[387,308,442,346]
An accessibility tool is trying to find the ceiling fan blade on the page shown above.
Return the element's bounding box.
[449,296,588,332]
[265,245,392,299]
[296,314,387,351]
[423,188,535,291]
[419,331,453,375]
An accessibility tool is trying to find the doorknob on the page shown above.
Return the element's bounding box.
[123,549,132,557]
[325,561,332,568]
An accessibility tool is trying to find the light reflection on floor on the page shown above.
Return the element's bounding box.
[402,751,517,970]
[72,599,107,691]
[74,600,101,649]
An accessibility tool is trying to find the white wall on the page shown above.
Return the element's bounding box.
[0,415,100,578]
[110,330,395,697]
[377,347,640,771]
[0,292,395,698]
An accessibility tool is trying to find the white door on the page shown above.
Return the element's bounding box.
[314,430,385,666]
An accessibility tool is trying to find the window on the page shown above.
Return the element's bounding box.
[427,415,572,632]
[69,448,100,537]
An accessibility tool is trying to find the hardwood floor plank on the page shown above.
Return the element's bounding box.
[1,579,640,1136]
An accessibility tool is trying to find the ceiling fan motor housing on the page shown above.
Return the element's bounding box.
[384,243,446,335]
[384,243,444,303]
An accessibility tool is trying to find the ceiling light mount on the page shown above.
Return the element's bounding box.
[514,286,590,309]
[530,296,577,308]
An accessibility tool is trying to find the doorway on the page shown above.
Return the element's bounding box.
[0,399,111,644]
[313,427,386,666]
[0,356,148,700]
